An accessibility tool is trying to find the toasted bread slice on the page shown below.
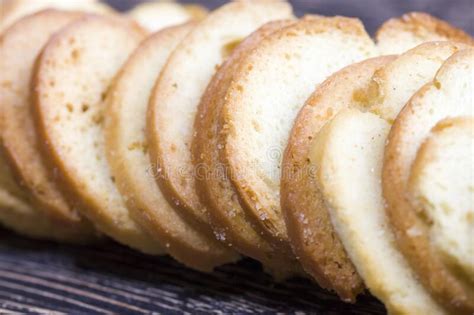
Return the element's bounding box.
[409,117,474,281]
[147,1,293,235]
[337,41,468,312]
[310,108,444,314]
[376,12,474,55]
[105,24,238,271]
[281,56,393,300]
[32,16,165,254]
[0,0,113,33]
[0,10,100,240]
[127,1,207,32]
[217,16,376,291]
[281,41,467,301]
[383,48,474,314]
[192,20,304,278]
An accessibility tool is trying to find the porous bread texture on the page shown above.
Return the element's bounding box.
[0,9,97,238]
[192,20,303,279]
[376,12,474,55]
[219,15,376,285]
[280,14,473,301]
[345,41,470,313]
[127,1,207,32]
[366,42,472,311]
[383,49,474,314]
[281,41,466,303]
[362,41,468,122]
[310,109,444,315]
[147,0,293,235]
[0,0,113,33]
[105,24,238,271]
[409,117,474,282]
[281,56,394,301]
[317,42,468,312]
[32,16,165,254]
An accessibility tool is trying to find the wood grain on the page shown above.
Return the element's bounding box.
[0,228,385,314]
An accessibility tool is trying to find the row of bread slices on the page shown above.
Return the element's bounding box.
[0,0,472,314]
[0,0,208,33]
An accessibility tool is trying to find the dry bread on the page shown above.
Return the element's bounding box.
[281,56,393,300]
[147,0,293,235]
[324,42,468,312]
[376,12,474,55]
[366,42,468,123]
[383,48,474,314]
[127,1,207,32]
[290,41,465,308]
[216,16,376,292]
[0,0,113,33]
[280,26,471,300]
[0,9,98,240]
[32,15,165,254]
[286,42,467,310]
[409,117,474,282]
[310,108,444,314]
[192,20,303,278]
[105,23,238,271]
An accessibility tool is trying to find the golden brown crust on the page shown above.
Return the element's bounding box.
[376,12,474,46]
[146,55,211,235]
[0,9,98,238]
[280,56,395,301]
[105,23,238,271]
[146,0,294,237]
[191,20,304,279]
[219,16,375,257]
[383,49,474,314]
[31,16,165,253]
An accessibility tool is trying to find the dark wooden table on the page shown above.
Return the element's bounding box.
[0,228,385,314]
[0,1,471,314]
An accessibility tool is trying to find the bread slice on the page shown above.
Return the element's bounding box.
[0,9,100,241]
[216,15,376,287]
[0,0,113,33]
[192,20,304,278]
[313,41,469,312]
[127,1,207,32]
[310,108,444,314]
[281,56,393,300]
[105,23,238,271]
[383,48,474,314]
[365,41,468,122]
[376,12,474,55]
[32,15,165,254]
[147,1,293,235]
[281,40,467,301]
[409,117,474,281]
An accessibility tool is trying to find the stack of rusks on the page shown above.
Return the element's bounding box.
[0,0,472,313]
